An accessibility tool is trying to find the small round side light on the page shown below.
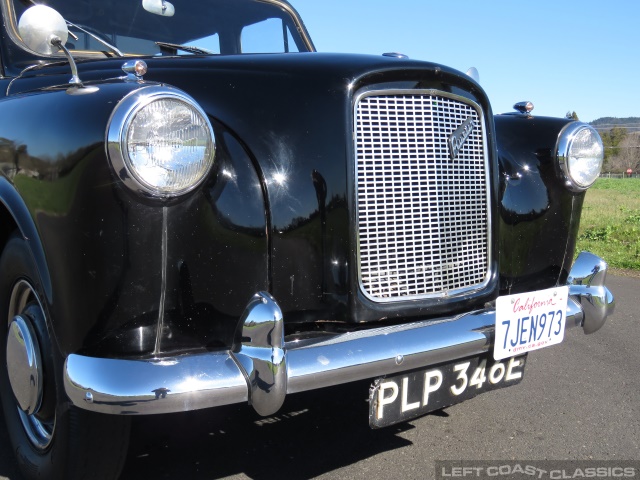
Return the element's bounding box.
[513,101,534,114]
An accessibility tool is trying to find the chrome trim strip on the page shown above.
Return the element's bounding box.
[65,258,613,416]
[382,52,408,59]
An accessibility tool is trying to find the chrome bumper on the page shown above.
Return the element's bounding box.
[64,252,615,416]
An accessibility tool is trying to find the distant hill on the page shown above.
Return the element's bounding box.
[590,117,640,133]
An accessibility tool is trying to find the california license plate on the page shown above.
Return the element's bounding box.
[369,355,526,428]
[494,286,569,361]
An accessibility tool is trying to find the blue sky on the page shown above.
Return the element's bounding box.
[292,0,638,122]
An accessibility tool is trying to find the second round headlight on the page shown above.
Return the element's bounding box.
[556,123,604,191]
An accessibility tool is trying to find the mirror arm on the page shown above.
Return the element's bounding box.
[50,35,81,85]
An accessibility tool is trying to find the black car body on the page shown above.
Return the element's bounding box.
[0,0,615,478]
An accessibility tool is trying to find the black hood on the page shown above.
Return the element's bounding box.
[8,52,497,327]
[140,52,495,324]
[140,52,488,228]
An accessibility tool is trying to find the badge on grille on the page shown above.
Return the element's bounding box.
[448,116,475,160]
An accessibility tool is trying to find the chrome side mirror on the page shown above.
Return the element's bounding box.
[142,0,175,17]
[18,5,69,55]
[17,5,90,89]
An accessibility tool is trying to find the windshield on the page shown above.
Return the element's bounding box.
[8,0,313,57]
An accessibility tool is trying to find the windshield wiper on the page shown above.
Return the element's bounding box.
[67,21,124,57]
[155,42,215,55]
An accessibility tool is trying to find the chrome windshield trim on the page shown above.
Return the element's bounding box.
[0,0,315,61]
[262,0,316,52]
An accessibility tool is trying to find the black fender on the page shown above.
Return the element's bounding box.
[0,177,52,304]
[494,114,583,294]
[0,80,161,356]
[0,78,269,356]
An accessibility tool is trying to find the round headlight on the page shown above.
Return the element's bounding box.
[556,123,603,191]
[107,87,215,197]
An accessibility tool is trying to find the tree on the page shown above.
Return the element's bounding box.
[565,111,579,121]
[607,132,640,173]
[600,126,628,170]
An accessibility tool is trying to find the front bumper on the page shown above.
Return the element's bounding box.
[64,251,615,416]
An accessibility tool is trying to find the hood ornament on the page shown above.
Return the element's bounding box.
[448,116,475,160]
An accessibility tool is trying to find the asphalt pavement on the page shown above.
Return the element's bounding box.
[0,275,637,480]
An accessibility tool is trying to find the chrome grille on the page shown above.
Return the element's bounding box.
[355,91,490,301]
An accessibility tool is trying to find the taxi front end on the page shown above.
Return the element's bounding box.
[0,0,614,478]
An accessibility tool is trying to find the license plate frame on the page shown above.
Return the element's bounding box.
[494,286,569,361]
[369,354,526,428]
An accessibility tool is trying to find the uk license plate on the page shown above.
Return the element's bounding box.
[494,286,569,361]
[369,355,526,428]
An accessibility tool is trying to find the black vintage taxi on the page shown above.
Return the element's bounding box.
[0,0,614,478]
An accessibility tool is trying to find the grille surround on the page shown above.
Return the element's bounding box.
[354,89,492,303]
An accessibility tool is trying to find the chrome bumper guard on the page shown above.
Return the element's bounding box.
[64,252,615,416]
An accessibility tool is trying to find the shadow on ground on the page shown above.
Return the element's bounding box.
[0,381,413,480]
[121,381,414,479]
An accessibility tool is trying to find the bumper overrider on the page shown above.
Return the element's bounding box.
[64,252,615,416]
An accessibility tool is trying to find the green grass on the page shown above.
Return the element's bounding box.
[577,178,640,271]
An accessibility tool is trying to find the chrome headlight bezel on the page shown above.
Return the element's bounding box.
[106,86,215,198]
[556,122,604,192]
